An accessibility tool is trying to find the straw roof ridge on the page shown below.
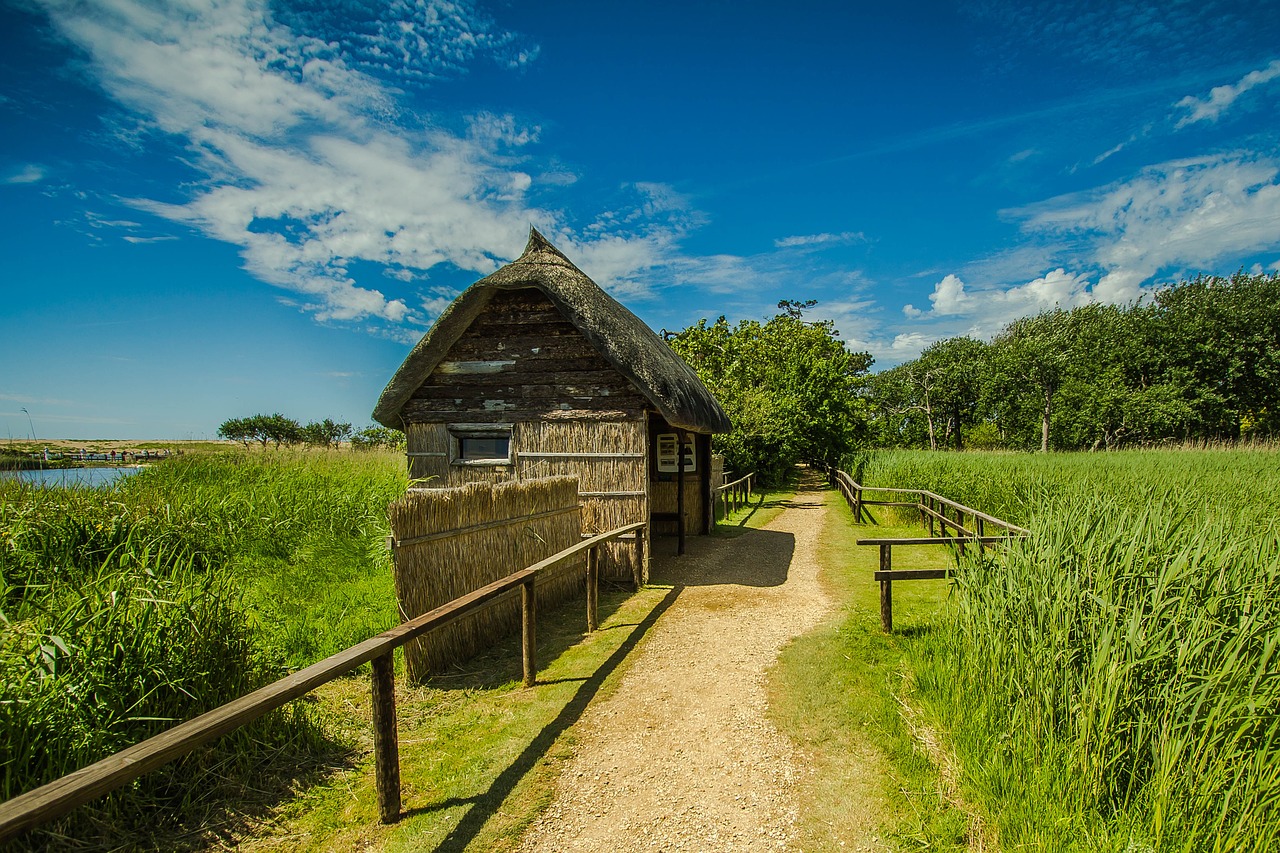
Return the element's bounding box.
[373,228,731,434]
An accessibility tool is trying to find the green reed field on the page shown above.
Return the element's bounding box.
[0,450,406,847]
[857,448,1280,851]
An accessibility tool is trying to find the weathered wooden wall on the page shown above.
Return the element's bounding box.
[402,289,649,424]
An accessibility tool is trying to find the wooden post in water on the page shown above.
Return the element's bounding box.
[586,546,599,632]
[371,652,401,824]
[879,543,893,633]
[521,580,536,687]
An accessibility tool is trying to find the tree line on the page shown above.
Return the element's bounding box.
[871,271,1280,452]
[216,414,405,450]
[668,271,1279,483]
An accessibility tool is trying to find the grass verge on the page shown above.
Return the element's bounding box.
[767,490,983,850]
[238,581,679,852]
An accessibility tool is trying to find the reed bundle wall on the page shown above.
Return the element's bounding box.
[518,421,647,585]
[404,420,649,585]
[388,476,582,681]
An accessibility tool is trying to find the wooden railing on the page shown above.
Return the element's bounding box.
[0,521,647,844]
[714,472,755,521]
[827,467,1028,632]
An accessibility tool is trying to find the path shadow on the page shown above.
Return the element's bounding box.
[419,583,682,852]
[652,526,795,588]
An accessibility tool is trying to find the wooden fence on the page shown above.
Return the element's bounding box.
[0,521,646,844]
[713,471,755,521]
[827,467,1028,632]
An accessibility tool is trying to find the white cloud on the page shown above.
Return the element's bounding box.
[4,164,47,184]
[927,273,973,315]
[33,0,569,328]
[123,235,178,244]
[1091,140,1127,166]
[1018,153,1280,302]
[1175,59,1280,127]
[773,231,866,249]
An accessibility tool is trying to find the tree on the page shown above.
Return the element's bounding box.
[257,413,302,449]
[669,301,872,483]
[351,425,406,450]
[990,311,1072,452]
[301,419,352,449]
[217,417,257,449]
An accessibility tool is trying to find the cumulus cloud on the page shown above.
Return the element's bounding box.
[927,273,973,315]
[773,231,866,249]
[1175,58,1280,127]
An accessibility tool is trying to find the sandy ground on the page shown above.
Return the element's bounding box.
[517,480,879,852]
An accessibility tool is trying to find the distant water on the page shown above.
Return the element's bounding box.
[0,466,143,488]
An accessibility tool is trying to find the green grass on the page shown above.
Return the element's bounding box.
[241,582,679,851]
[852,448,1280,851]
[766,488,981,850]
[0,449,407,848]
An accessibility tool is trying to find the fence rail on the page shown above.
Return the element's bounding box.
[826,467,1028,632]
[0,521,647,844]
[714,471,755,521]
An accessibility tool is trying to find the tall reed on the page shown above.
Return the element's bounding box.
[861,449,1280,850]
[0,449,407,846]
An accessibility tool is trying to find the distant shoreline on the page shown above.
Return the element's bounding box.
[0,439,229,471]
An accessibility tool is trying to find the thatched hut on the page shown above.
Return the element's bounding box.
[373,229,731,584]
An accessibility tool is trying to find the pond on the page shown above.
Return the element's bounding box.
[0,466,144,488]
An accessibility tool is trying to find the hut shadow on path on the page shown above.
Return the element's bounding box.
[651,525,795,588]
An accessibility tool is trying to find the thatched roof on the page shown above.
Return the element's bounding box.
[373,229,731,434]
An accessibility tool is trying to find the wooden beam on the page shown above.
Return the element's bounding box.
[0,521,645,843]
[521,580,536,687]
[874,569,952,581]
[857,536,1021,546]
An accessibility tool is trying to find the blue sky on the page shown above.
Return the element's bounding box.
[3,0,1279,440]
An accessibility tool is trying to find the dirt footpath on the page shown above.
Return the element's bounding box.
[517,482,846,851]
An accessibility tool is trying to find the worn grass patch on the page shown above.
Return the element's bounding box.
[767,489,981,851]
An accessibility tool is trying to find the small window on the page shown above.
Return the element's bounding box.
[655,433,695,473]
[448,424,512,465]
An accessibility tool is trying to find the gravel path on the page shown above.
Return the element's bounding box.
[517,482,836,852]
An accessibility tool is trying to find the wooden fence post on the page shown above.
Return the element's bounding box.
[879,544,893,633]
[371,652,401,824]
[927,497,936,537]
[634,527,646,588]
[586,546,599,632]
[521,580,536,687]
[976,517,986,555]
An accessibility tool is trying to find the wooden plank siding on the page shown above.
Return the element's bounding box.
[405,290,649,424]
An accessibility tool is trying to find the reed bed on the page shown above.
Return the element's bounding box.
[859,449,1280,850]
[389,476,583,681]
[0,449,406,847]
